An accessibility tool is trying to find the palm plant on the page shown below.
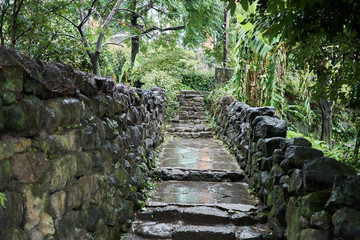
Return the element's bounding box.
[231,2,286,115]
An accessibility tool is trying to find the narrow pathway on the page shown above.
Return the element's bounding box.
[125,91,268,240]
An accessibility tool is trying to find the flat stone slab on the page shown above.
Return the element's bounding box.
[153,167,245,182]
[159,139,240,171]
[147,181,258,207]
[173,225,235,240]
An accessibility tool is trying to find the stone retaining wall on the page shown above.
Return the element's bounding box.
[0,47,166,239]
[210,95,360,240]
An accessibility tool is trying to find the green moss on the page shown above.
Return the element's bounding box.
[0,140,14,160]
[4,104,29,132]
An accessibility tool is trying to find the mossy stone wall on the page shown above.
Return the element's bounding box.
[210,95,360,240]
[0,47,166,239]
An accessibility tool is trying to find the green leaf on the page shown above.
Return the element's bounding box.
[240,0,249,11]
[228,0,236,15]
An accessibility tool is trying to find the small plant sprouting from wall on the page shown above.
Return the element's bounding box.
[0,192,7,208]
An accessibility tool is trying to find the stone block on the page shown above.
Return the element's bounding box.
[94,76,115,92]
[0,66,23,105]
[23,185,48,231]
[0,227,27,240]
[332,207,360,240]
[286,191,331,240]
[44,99,62,132]
[78,74,98,97]
[39,212,55,236]
[325,175,360,211]
[66,182,83,210]
[113,91,129,113]
[11,152,49,183]
[258,137,287,157]
[0,139,14,160]
[248,107,276,124]
[267,185,287,226]
[310,211,332,231]
[300,228,329,240]
[3,104,30,133]
[215,67,234,86]
[42,154,77,192]
[0,192,24,228]
[289,169,306,196]
[253,116,287,141]
[303,157,356,192]
[0,159,11,190]
[282,146,323,170]
[1,136,31,153]
[79,174,107,205]
[49,190,66,220]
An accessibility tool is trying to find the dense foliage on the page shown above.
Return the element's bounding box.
[131,46,214,119]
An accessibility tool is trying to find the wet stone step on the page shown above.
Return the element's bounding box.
[167,127,213,133]
[153,167,245,182]
[128,222,265,240]
[159,139,240,171]
[167,123,213,133]
[169,132,213,139]
[135,205,258,223]
[170,119,209,124]
[172,225,235,240]
[146,181,259,207]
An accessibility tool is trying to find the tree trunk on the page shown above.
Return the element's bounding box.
[89,51,101,76]
[130,36,140,68]
[223,3,229,67]
[320,99,333,146]
[317,63,333,147]
[355,129,360,158]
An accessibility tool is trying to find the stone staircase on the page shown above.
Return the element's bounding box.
[167,90,213,138]
[124,125,270,239]
[124,90,269,240]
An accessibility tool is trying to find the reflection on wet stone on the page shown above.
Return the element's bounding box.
[159,139,240,171]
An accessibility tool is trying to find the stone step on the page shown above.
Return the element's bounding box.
[169,131,213,138]
[126,221,266,240]
[180,106,206,111]
[170,119,210,124]
[167,123,212,133]
[179,115,208,120]
[179,101,205,106]
[179,90,207,96]
[179,110,206,116]
[153,167,245,182]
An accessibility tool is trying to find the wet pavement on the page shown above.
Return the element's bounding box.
[159,138,241,171]
[147,181,257,206]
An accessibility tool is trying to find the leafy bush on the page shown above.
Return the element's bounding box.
[131,47,213,119]
[181,70,214,91]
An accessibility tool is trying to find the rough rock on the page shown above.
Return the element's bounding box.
[303,157,356,192]
[332,207,360,240]
[310,211,332,231]
[325,175,360,211]
[253,116,287,141]
[299,228,329,240]
[282,146,324,170]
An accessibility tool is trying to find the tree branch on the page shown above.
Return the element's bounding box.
[118,8,153,28]
[79,0,98,29]
[102,35,138,47]
[96,0,125,52]
[58,13,78,28]
[102,25,185,48]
